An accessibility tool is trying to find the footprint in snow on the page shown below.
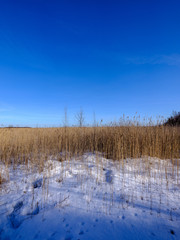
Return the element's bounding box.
[47,232,58,240]
[105,170,113,184]
[33,179,42,188]
[9,213,22,229]
[8,201,24,229]
[65,235,73,240]
[51,232,57,237]
[34,232,40,239]
[79,230,84,235]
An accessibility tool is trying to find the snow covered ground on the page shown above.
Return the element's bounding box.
[0,154,180,240]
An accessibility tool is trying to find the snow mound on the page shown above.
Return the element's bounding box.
[0,154,180,240]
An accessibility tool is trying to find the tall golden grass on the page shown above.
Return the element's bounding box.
[0,124,179,170]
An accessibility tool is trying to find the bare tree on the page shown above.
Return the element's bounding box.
[75,109,85,127]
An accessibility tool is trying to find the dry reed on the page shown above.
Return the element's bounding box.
[0,124,179,171]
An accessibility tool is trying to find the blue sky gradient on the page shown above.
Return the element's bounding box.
[0,0,180,126]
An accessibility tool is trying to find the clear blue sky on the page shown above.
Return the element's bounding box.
[0,0,180,126]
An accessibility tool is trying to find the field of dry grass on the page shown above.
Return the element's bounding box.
[0,124,179,173]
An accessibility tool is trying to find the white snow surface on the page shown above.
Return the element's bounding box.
[0,153,180,240]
